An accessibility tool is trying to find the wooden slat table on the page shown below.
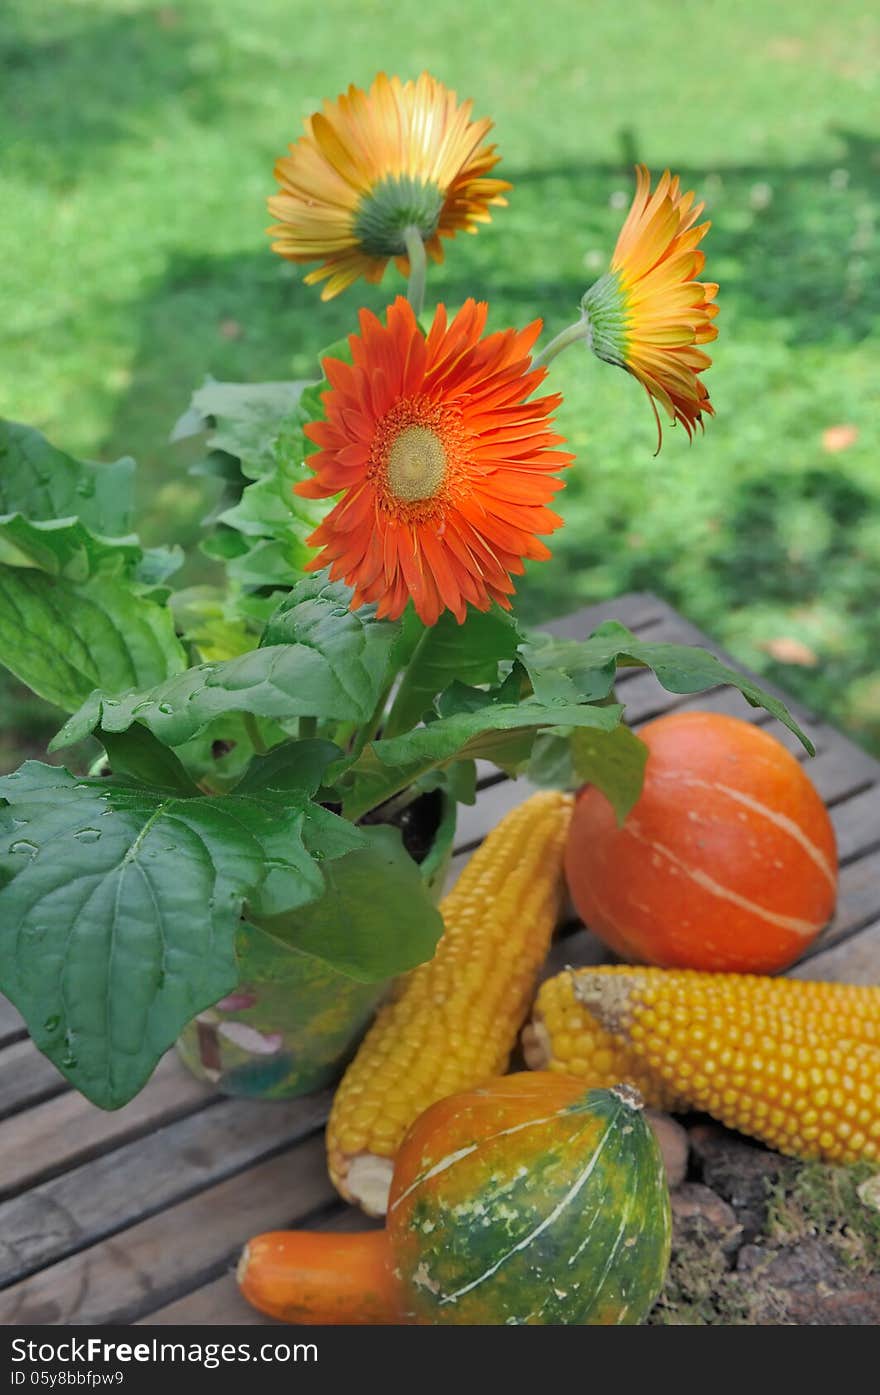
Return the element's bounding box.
[1,593,879,1326]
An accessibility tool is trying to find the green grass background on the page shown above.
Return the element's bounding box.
[2,0,879,768]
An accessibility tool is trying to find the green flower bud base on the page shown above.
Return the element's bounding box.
[580,270,629,367]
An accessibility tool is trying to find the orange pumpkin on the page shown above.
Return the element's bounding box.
[565,711,837,973]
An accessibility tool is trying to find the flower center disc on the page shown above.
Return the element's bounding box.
[387,424,447,502]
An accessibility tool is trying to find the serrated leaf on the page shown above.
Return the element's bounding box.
[52,574,400,750]
[253,825,444,982]
[339,698,624,819]
[521,621,814,754]
[0,420,134,535]
[0,514,140,581]
[0,568,187,713]
[179,378,330,606]
[384,606,523,737]
[0,761,337,1108]
[175,379,312,478]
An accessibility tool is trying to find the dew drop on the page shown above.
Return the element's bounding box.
[103,698,120,708]
[74,828,102,843]
[44,1014,61,1032]
[9,839,38,856]
[157,702,174,715]
[61,1053,78,1069]
[311,849,325,862]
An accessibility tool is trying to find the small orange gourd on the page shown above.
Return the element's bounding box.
[237,1230,402,1325]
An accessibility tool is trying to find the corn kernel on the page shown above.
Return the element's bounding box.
[326,791,574,1215]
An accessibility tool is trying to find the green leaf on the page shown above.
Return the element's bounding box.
[521,621,814,754]
[173,379,312,479]
[0,568,186,713]
[171,712,289,791]
[179,378,330,603]
[0,420,134,535]
[253,825,444,982]
[99,727,200,796]
[232,738,345,802]
[0,760,340,1108]
[339,698,624,819]
[384,606,523,737]
[0,514,140,581]
[571,724,649,823]
[52,574,399,750]
[531,724,649,824]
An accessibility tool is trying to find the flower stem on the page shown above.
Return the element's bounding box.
[383,625,432,739]
[403,225,427,317]
[531,318,591,372]
[244,712,268,756]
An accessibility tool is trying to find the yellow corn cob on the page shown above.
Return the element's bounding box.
[326,790,574,1215]
[568,966,880,1164]
[523,965,687,1111]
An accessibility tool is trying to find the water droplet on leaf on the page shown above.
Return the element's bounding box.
[44,1014,61,1032]
[9,839,38,856]
[74,828,102,843]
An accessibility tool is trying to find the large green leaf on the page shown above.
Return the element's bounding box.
[520,621,814,753]
[339,696,624,819]
[383,606,523,737]
[53,574,400,750]
[0,514,140,580]
[253,825,444,983]
[0,420,134,534]
[0,757,353,1108]
[0,568,186,713]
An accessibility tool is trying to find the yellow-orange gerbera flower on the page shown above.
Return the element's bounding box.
[295,297,573,625]
[581,165,718,446]
[267,73,510,300]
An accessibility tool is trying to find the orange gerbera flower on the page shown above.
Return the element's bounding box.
[267,73,510,300]
[582,166,718,446]
[296,297,573,625]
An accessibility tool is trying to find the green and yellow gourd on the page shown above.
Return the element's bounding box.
[386,1072,671,1325]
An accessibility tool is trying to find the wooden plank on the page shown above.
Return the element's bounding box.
[453,776,540,850]
[542,592,666,639]
[139,1206,383,1327]
[792,848,880,960]
[803,740,878,807]
[0,1038,68,1120]
[541,926,614,982]
[789,921,880,984]
[0,996,24,1049]
[140,1270,275,1327]
[0,1136,335,1326]
[0,1052,211,1202]
[832,785,880,865]
[0,1089,333,1286]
